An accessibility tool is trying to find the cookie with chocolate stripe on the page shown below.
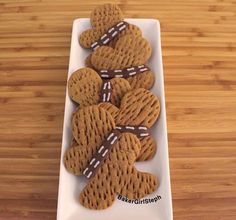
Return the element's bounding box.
[79,4,141,49]
[91,34,155,90]
[64,105,158,210]
[68,67,131,107]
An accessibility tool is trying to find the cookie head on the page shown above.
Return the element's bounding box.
[68,68,102,107]
[116,88,160,127]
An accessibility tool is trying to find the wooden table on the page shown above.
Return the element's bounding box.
[0,0,236,219]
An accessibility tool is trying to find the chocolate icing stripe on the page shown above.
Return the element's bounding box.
[97,65,150,79]
[115,125,151,138]
[82,125,150,179]
[82,129,121,179]
[100,80,112,103]
[90,21,129,50]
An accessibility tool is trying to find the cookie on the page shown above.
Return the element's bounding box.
[91,35,155,90]
[79,4,142,49]
[99,88,160,161]
[65,89,160,175]
[68,67,131,107]
[64,105,158,209]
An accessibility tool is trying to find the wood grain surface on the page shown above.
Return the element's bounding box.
[0,0,236,219]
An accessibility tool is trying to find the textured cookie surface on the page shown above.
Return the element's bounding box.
[68,68,102,107]
[116,88,160,127]
[126,70,155,90]
[137,136,157,161]
[110,78,131,106]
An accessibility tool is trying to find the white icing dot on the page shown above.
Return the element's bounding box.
[138,126,147,130]
[112,31,118,37]
[101,34,107,39]
[108,28,114,33]
[87,171,93,178]
[129,71,136,76]
[107,92,111,102]
[102,149,109,157]
[107,133,114,141]
[103,38,110,44]
[91,42,98,47]
[118,25,126,31]
[140,68,148,72]
[98,145,105,153]
[127,67,135,71]
[101,74,109,78]
[117,21,124,27]
[110,136,118,144]
[126,126,135,130]
[94,161,100,168]
[83,167,89,175]
[140,133,149,137]
[115,74,123,78]
[89,158,96,165]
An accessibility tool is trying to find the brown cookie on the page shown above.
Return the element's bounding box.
[99,88,160,161]
[79,4,141,49]
[68,67,131,107]
[64,106,158,209]
[116,88,160,127]
[91,35,155,90]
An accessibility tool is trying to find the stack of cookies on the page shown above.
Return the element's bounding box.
[64,4,161,210]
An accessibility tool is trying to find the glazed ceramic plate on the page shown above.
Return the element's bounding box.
[57,18,173,220]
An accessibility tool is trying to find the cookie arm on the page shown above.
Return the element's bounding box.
[64,146,90,176]
[79,172,116,210]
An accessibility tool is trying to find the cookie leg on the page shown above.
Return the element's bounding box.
[119,167,159,199]
[137,136,157,161]
[79,175,116,210]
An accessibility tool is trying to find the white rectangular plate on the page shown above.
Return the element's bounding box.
[57,18,173,220]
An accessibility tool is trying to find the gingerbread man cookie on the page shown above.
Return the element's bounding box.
[64,105,158,209]
[91,34,155,90]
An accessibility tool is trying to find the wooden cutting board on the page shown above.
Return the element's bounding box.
[0,0,235,219]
